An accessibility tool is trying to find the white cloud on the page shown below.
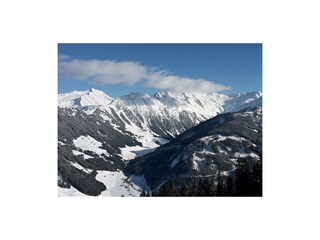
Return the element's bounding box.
[59,58,147,85]
[59,56,231,93]
[146,73,231,93]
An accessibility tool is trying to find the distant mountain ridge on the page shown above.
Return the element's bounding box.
[58,88,262,138]
[58,88,262,111]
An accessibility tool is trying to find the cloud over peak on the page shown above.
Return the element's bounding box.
[59,56,231,93]
[146,74,230,93]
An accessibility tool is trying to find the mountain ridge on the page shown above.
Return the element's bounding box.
[58,88,262,109]
[58,88,262,136]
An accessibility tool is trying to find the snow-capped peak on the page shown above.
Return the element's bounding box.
[58,88,262,124]
[58,88,113,107]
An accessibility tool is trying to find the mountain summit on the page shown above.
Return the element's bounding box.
[58,88,113,107]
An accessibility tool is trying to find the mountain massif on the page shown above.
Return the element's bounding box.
[58,88,262,196]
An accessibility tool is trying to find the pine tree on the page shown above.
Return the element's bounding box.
[158,182,170,196]
[189,177,199,196]
[225,175,234,196]
[179,179,189,196]
[211,178,217,196]
[202,177,214,196]
[166,180,177,196]
[234,157,254,196]
[140,190,146,197]
[197,178,206,196]
[216,170,224,196]
[252,160,262,196]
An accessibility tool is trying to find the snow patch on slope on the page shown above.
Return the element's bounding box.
[95,171,142,197]
[72,150,93,159]
[124,122,159,148]
[235,152,260,159]
[58,186,87,197]
[68,161,93,173]
[120,145,157,160]
[73,135,109,156]
[200,135,247,143]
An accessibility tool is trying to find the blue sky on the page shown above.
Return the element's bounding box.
[58,44,262,97]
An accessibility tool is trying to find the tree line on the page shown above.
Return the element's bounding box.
[140,157,262,197]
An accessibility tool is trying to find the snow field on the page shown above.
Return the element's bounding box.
[73,135,109,156]
[95,171,142,197]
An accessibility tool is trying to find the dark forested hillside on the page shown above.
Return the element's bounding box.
[127,107,262,196]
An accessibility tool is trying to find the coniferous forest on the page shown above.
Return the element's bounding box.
[140,157,262,197]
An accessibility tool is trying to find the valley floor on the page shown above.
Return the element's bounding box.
[58,170,149,197]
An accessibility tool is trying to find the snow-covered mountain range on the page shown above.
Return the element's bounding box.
[59,88,261,138]
[58,88,262,196]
